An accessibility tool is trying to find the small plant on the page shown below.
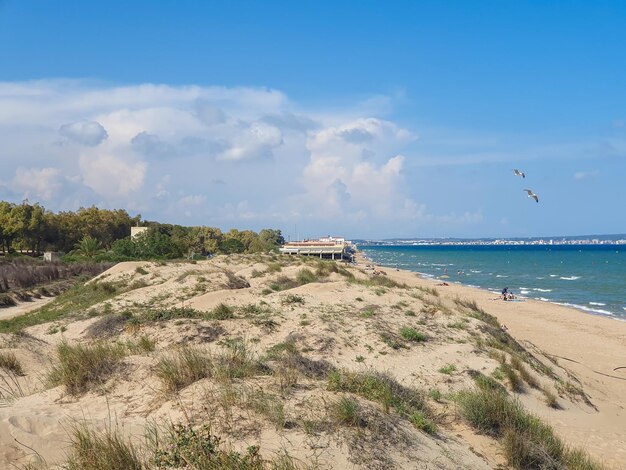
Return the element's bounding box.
[0,351,24,375]
[542,387,560,409]
[355,297,363,302]
[355,355,365,363]
[331,396,365,427]
[0,294,17,308]
[438,364,456,375]
[380,333,404,350]
[209,303,235,320]
[410,411,437,434]
[282,293,305,305]
[134,266,149,275]
[399,327,427,342]
[153,423,263,469]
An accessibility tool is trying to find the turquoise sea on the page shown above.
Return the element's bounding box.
[359,245,626,320]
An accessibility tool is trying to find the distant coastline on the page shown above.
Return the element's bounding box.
[355,233,626,246]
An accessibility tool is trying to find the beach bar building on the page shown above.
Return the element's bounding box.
[279,236,354,260]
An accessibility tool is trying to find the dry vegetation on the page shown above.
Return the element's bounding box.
[0,253,608,469]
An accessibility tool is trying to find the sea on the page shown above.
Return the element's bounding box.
[358,245,626,320]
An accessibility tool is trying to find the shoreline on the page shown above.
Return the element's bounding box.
[358,248,626,321]
[355,251,626,467]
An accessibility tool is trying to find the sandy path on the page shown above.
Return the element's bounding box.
[0,296,55,321]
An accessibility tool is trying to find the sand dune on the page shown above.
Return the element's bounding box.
[0,253,623,469]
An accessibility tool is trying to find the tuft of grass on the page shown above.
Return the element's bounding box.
[410,411,438,434]
[438,364,457,375]
[456,388,601,470]
[472,371,507,394]
[282,293,305,305]
[0,351,24,375]
[296,268,318,285]
[208,303,235,320]
[399,327,427,342]
[510,356,540,389]
[500,364,525,392]
[48,341,126,395]
[155,346,212,393]
[65,423,144,470]
[214,340,268,382]
[327,369,431,423]
[542,387,560,409]
[134,266,149,275]
[380,333,405,350]
[0,293,17,307]
[331,396,366,427]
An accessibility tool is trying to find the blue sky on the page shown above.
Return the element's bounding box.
[0,1,625,238]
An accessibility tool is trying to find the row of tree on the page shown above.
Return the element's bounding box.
[0,201,284,259]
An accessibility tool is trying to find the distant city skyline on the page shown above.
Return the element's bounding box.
[1,1,625,238]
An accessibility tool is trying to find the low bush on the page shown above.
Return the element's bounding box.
[331,396,366,427]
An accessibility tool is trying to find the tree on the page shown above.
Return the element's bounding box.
[75,236,103,258]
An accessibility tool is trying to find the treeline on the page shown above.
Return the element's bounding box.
[0,201,284,260]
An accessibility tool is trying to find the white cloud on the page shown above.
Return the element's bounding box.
[59,121,108,146]
[0,79,514,236]
[79,154,146,197]
[13,167,62,200]
[574,170,599,180]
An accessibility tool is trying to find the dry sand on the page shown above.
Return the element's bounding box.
[0,253,623,469]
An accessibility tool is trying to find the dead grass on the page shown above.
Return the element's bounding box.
[155,345,212,393]
[0,351,24,375]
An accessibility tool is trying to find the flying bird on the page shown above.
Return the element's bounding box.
[513,169,526,178]
[523,189,539,203]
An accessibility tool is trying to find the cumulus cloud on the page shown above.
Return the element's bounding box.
[0,79,500,236]
[59,121,108,146]
[79,154,146,197]
[13,167,62,200]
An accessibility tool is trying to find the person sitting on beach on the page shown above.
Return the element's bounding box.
[501,287,509,300]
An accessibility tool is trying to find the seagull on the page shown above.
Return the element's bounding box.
[513,169,526,178]
[523,189,539,203]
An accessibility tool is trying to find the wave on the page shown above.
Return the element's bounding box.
[495,275,508,278]
[549,274,558,277]
[554,302,613,316]
[533,288,552,292]
[559,276,581,281]
[589,302,606,306]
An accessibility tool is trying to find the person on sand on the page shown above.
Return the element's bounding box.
[502,287,509,300]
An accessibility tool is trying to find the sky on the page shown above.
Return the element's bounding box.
[0,1,625,239]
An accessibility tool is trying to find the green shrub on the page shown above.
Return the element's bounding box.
[209,303,235,320]
[154,423,263,469]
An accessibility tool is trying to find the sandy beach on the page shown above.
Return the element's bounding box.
[0,253,624,468]
[368,256,626,467]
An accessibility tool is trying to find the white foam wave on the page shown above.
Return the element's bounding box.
[495,274,508,278]
[559,276,581,281]
[549,274,558,277]
[589,302,606,306]
[520,290,530,295]
[533,288,552,292]
[554,302,613,316]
